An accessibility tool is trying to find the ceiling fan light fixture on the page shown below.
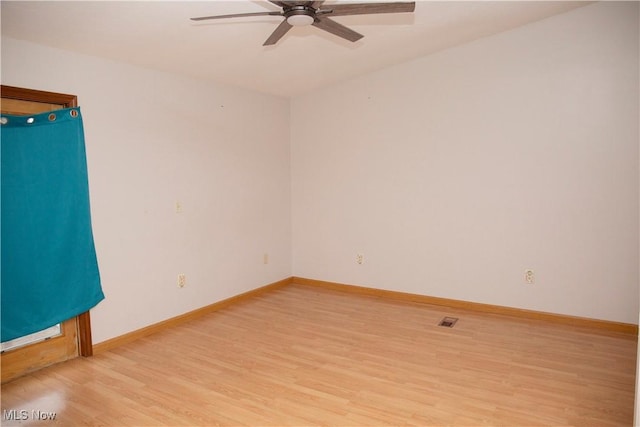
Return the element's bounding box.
[287,14,314,26]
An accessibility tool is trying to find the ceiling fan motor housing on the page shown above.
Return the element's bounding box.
[285,5,316,26]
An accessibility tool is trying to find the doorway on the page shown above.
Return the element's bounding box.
[1,85,95,383]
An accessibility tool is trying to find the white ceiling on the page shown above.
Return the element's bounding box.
[1,1,590,98]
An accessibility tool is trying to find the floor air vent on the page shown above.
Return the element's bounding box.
[438,317,458,328]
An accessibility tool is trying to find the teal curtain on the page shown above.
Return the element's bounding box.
[1,107,104,342]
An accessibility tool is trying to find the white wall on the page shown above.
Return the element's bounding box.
[291,2,639,323]
[1,37,292,344]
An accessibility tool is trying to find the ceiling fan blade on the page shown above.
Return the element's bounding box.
[263,19,293,45]
[312,17,363,42]
[318,2,415,17]
[191,11,282,21]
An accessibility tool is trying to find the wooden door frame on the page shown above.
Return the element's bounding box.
[1,84,94,357]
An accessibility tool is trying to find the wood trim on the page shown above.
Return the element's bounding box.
[77,312,93,356]
[293,277,639,336]
[93,274,637,355]
[1,85,77,107]
[93,277,294,354]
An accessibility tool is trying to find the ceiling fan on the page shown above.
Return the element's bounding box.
[191,1,416,46]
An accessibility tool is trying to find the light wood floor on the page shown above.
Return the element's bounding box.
[1,283,636,426]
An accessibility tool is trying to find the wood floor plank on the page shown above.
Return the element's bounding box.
[1,283,636,426]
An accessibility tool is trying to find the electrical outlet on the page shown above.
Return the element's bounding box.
[356,253,364,265]
[175,201,182,214]
[178,274,186,288]
[263,253,269,265]
[524,269,535,284]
